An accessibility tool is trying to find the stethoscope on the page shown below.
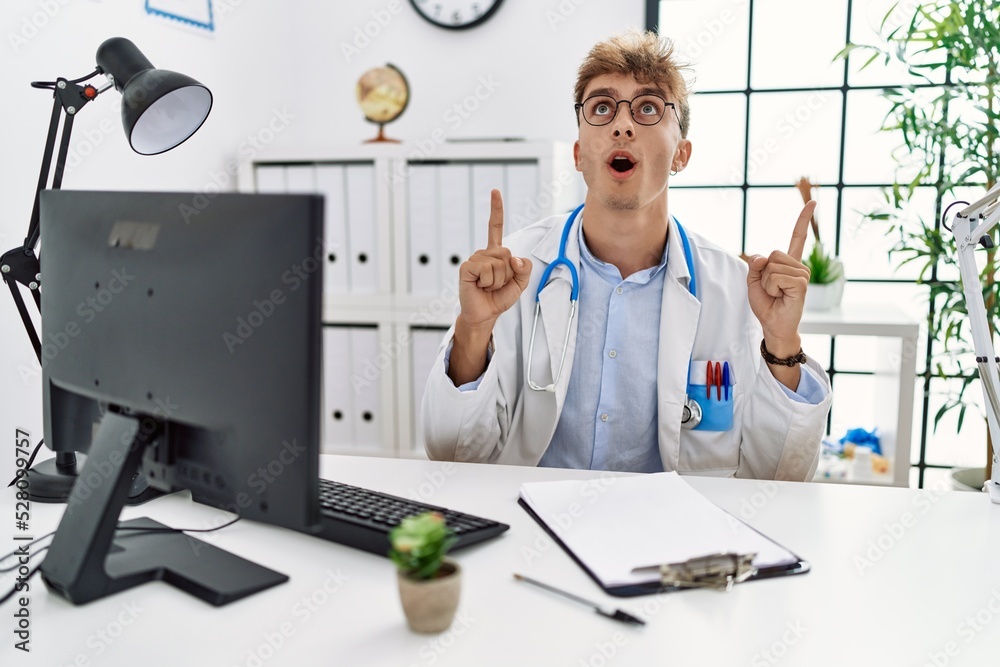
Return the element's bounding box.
[526,203,705,429]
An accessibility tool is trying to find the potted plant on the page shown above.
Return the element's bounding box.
[836,0,1000,488]
[802,242,846,311]
[389,511,461,633]
[796,177,845,311]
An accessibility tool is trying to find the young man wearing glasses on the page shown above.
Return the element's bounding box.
[422,30,832,480]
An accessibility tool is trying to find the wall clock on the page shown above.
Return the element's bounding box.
[409,0,504,30]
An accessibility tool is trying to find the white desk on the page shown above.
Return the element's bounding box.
[3,455,999,666]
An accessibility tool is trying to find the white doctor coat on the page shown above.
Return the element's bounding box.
[421,213,833,481]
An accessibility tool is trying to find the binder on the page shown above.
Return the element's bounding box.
[321,326,354,453]
[345,165,378,294]
[518,472,808,597]
[504,163,539,233]
[255,165,286,193]
[471,163,505,251]
[315,165,350,295]
[437,164,472,299]
[348,326,382,449]
[284,165,316,194]
[409,328,448,452]
[407,164,440,296]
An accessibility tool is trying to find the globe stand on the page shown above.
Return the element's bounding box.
[364,123,400,144]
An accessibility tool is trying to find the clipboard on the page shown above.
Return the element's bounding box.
[517,473,809,597]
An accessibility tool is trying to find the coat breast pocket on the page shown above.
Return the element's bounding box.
[687,359,735,432]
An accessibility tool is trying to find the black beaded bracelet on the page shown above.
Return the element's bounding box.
[760,339,807,367]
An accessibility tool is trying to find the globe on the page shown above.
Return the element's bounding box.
[356,64,409,143]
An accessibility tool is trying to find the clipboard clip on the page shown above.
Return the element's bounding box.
[632,552,758,592]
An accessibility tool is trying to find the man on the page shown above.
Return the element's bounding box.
[421,30,832,480]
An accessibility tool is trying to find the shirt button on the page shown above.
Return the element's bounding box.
[616,287,623,295]
[609,350,617,358]
[601,414,609,422]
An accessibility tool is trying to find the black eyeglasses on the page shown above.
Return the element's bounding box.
[575,94,680,127]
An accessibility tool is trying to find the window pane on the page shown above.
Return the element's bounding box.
[802,333,832,370]
[915,467,954,490]
[923,376,987,468]
[669,187,743,255]
[659,0,749,92]
[682,93,746,186]
[847,0,947,87]
[911,378,924,466]
[840,186,940,282]
[745,187,835,257]
[833,335,879,373]
[843,90,906,185]
[750,0,847,90]
[746,91,843,185]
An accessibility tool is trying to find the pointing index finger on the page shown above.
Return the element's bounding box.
[487,188,504,248]
[788,200,817,261]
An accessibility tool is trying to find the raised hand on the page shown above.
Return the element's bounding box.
[456,189,533,331]
[449,189,533,386]
[746,201,816,358]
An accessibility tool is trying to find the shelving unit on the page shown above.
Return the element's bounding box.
[238,141,578,457]
[801,304,920,487]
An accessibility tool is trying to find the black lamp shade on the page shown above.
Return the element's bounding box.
[96,37,212,155]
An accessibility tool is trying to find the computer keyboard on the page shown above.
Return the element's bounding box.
[314,478,509,556]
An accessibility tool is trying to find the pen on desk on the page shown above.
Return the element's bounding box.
[512,573,645,626]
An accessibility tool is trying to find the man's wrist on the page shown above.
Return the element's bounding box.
[761,334,802,361]
[449,315,495,386]
[761,337,807,367]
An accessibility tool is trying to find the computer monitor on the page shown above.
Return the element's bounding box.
[37,189,324,605]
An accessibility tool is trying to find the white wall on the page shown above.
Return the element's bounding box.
[0,0,645,482]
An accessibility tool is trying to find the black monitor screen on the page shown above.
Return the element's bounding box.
[40,190,323,533]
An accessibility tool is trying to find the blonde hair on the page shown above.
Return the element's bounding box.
[575,30,692,137]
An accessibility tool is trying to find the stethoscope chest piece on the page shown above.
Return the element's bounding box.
[681,397,702,430]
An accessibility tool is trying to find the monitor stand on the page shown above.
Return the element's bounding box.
[40,411,288,605]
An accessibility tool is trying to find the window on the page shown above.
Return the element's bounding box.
[650,0,977,487]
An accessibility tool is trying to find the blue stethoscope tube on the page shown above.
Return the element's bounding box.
[526,205,703,429]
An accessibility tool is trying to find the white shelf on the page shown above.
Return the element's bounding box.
[802,304,920,487]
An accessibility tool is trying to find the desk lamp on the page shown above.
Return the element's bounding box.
[949,181,1000,502]
[1,37,212,502]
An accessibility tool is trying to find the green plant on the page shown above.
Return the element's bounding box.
[388,512,457,580]
[803,243,844,285]
[836,1,1000,477]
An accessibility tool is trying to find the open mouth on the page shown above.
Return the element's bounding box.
[609,156,635,173]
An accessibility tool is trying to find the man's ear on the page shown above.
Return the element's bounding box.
[573,140,581,172]
[672,139,693,173]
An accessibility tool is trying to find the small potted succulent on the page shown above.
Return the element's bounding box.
[802,242,845,311]
[389,511,460,633]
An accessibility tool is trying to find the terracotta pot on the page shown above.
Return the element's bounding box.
[397,558,461,633]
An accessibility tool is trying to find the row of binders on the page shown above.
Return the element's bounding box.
[322,325,447,455]
[407,162,540,297]
[257,164,379,295]
[255,160,544,298]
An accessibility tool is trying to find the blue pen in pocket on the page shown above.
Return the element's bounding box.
[686,359,735,432]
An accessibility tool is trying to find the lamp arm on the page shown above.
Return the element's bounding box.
[1,73,104,363]
[951,185,1000,503]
